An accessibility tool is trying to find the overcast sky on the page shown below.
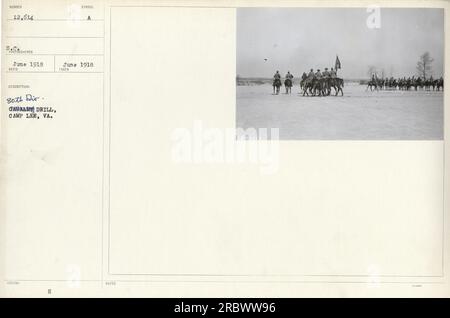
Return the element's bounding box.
[237,8,444,79]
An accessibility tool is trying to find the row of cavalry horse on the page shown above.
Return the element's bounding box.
[273,76,445,95]
[273,77,344,96]
[366,77,444,91]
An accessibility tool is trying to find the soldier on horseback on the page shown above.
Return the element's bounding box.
[436,76,444,91]
[285,71,293,80]
[322,68,331,95]
[273,70,282,94]
[330,68,337,78]
[301,66,343,97]
[328,68,344,96]
[274,71,281,80]
[302,69,315,96]
[367,74,378,91]
[315,69,322,79]
[300,72,307,91]
[314,69,323,96]
[284,71,294,94]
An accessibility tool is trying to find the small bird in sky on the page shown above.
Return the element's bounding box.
[264,58,268,62]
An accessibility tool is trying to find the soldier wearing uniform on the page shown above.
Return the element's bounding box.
[321,68,331,95]
[307,69,315,80]
[274,70,281,80]
[315,69,322,79]
[284,71,293,94]
[330,68,337,78]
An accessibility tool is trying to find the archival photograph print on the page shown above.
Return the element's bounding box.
[236,8,444,140]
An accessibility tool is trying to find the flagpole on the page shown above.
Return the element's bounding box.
[335,55,341,76]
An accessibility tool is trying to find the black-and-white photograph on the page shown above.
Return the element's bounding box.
[236,8,444,140]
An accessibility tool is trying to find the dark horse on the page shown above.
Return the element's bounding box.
[434,78,444,91]
[302,78,325,96]
[301,77,343,96]
[284,78,293,94]
[366,78,380,91]
[273,78,281,94]
[301,78,314,96]
[329,78,344,96]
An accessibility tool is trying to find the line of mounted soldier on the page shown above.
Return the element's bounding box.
[273,68,344,96]
[366,75,444,91]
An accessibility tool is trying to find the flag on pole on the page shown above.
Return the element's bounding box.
[335,55,341,70]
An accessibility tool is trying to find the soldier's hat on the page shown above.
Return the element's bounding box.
[331,67,334,70]
[310,69,313,71]
[325,68,328,70]
[317,69,320,71]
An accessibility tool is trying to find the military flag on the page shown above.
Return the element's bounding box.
[335,55,341,70]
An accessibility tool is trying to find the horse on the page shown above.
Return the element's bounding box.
[284,78,292,94]
[302,78,323,96]
[366,79,379,91]
[273,78,281,95]
[329,78,344,96]
[413,78,422,91]
[435,78,444,91]
[301,79,313,96]
[423,79,433,91]
[321,78,331,96]
[302,78,338,97]
[299,77,307,91]
[386,79,397,90]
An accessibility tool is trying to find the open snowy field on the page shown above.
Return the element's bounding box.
[236,83,443,140]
